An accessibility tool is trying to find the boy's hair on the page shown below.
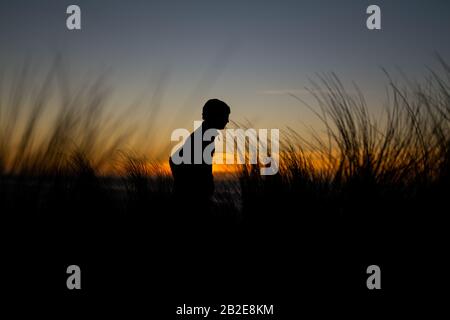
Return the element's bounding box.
[202,99,230,120]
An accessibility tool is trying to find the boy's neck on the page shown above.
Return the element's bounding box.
[202,121,219,133]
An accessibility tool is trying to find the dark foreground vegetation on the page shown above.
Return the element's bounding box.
[2,57,449,314]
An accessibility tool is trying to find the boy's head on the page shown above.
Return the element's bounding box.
[202,99,230,129]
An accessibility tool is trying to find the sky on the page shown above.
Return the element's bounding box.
[0,0,449,160]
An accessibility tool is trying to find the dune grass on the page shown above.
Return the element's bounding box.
[238,56,449,228]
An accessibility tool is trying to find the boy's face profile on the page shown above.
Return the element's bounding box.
[202,99,230,130]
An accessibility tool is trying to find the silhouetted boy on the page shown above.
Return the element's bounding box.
[169,99,230,216]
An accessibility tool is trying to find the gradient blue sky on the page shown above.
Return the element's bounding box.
[1,0,449,155]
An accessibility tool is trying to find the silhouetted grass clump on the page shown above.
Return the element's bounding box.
[239,57,449,239]
[0,58,166,219]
